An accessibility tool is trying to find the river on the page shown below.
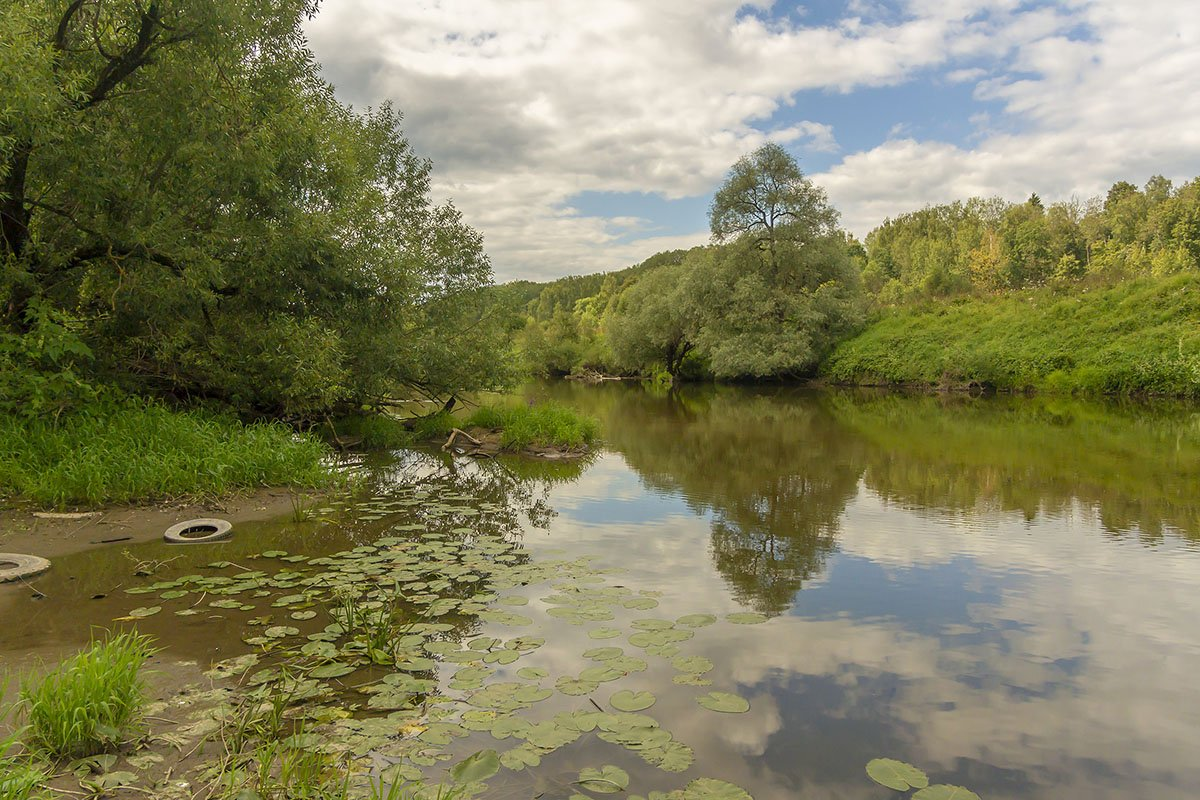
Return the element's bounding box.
[2,383,1198,800]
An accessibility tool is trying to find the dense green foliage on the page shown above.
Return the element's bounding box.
[824,274,1200,395]
[517,145,867,381]
[513,162,1199,395]
[863,178,1200,303]
[467,402,599,449]
[20,632,155,759]
[1,0,511,417]
[0,399,336,506]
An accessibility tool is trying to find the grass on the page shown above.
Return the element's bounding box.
[322,411,457,450]
[0,397,339,507]
[1,681,45,800]
[823,273,1200,397]
[466,401,600,449]
[20,631,157,760]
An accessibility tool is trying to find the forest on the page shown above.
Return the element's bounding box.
[515,162,1200,395]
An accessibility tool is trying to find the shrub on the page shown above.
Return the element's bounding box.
[21,632,157,760]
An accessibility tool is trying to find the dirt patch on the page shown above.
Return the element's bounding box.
[0,489,316,561]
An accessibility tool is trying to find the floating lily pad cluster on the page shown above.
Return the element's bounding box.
[120,483,765,799]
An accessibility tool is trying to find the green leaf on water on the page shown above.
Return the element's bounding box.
[588,627,623,640]
[682,779,751,800]
[583,646,624,661]
[696,691,750,713]
[556,677,600,696]
[577,765,630,794]
[265,626,299,638]
[671,656,714,674]
[450,749,501,784]
[580,666,623,683]
[865,759,929,791]
[676,614,717,628]
[290,611,317,621]
[609,690,655,712]
[631,618,674,631]
[517,667,548,680]
[309,663,355,679]
[500,745,541,770]
[912,787,981,800]
[128,606,161,618]
[725,612,767,625]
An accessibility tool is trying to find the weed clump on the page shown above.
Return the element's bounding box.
[20,632,157,760]
[466,402,599,449]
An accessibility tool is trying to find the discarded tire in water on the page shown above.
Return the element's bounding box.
[163,518,233,544]
[0,553,52,583]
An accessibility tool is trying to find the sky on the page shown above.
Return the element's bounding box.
[304,0,1200,283]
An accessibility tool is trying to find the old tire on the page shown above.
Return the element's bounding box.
[0,553,52,583]
[163,518,233,544]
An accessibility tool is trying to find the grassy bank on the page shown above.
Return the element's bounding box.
[0,399,337,508]
[822,274,1200,397]
[466,401,599,449]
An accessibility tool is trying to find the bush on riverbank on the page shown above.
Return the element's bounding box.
[822,274,1200,397]
[0,400,337,508]
[467,402,600,449]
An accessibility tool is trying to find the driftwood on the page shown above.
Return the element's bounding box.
[441,428,483,452]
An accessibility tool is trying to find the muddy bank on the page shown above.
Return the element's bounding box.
[0,489,318,562]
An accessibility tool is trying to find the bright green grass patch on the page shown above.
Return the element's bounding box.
[20,632,156,760]
[0,398,338,507]
[823,274,1200,397]
[466,402,599,449]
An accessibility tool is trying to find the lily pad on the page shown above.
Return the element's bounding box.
[672,656,714,674]
[556,677,600,696]
[587,627,623,640]
[682,779,752,800]
[128,606,161,618]
[696,691,750,713]
[676,614,717,627]
[609,690,656,712]
[450,749,501,784]
[725,612,767,625]
[583,646,624,661]
[577,765,630,794]
[912,787,981,800]
[517,667,548,680]
[865,759,929,792]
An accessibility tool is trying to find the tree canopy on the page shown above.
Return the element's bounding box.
[1,0,511,416]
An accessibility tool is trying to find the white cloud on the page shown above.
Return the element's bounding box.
[304,0,1200,280]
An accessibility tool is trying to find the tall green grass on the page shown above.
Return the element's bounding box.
[0,398,338,507]
[20,632,157,760]
[823,274,1200,397]
[466,402,599,449]
[1,680,45,800]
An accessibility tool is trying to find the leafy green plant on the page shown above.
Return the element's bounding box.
[466,402,599,449]
[20,632,157,760]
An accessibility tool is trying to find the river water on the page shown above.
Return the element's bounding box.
[3,383,1198,800]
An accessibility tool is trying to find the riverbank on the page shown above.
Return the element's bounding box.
[821,273,1200,397]
[0,399,338,510]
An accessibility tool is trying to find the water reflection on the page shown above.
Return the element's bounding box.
[517,382,1200,799]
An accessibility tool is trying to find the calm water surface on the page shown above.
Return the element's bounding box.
[3,384,1199,799]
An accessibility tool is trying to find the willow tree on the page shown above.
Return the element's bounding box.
[1,0,510,415]
[698,144,865,378]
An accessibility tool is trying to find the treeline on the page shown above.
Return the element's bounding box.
[1,0,512,420]
[513,161,1200,392]
[516,144,868,382]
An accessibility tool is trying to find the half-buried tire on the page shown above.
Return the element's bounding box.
[0,553,52,583]
[163,518,233,544]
